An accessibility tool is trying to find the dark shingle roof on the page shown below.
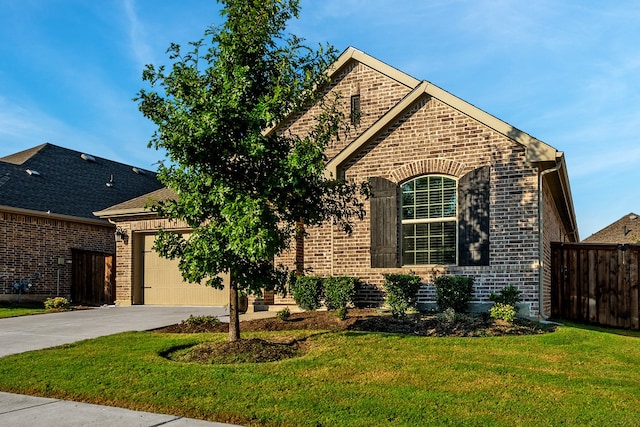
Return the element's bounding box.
[0,143,164,220]
[582,213,640,244]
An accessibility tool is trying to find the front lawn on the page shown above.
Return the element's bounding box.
[0,324,638,426]
[0,302,46,319]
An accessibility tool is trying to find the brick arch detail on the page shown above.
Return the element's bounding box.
[389,159,467,184]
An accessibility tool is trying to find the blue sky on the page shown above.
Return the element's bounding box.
[1,0,639,238]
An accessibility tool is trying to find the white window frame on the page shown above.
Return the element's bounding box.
[400,174,458,266]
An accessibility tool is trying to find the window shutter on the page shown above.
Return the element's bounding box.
[458,166,490,266]
[370,177,399,268]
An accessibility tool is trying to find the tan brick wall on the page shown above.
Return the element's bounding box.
[0,210,114,302]
[278,60,413,165]
[109,215,188,305]
[276,61,573,316]
[542,183,566,316]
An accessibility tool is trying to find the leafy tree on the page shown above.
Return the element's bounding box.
[136,0,367,341]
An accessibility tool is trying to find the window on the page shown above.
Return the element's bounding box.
[350,94,361,126]
[369,166,488,269]
[401,175,457,265]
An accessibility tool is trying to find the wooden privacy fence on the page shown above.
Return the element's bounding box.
[551,243,640,330]
[71,249,115,306]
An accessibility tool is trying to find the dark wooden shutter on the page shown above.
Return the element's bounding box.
[458,166,490,266]
[370,177,399,268]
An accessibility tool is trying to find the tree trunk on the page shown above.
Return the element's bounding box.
[295,219,305,277]
[228,277,241,342]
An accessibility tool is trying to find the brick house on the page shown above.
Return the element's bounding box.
[582,213,640,244]
[0,143,163,304]
[99,47,578,317]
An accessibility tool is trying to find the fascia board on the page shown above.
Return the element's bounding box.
[329,47,420,88]
[93,207,153,218]
[1,205,111,227]
[326,79,561,178]
[555,153,579,241]
[423,83,558,162]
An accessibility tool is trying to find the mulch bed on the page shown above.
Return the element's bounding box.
[157,309,557,364]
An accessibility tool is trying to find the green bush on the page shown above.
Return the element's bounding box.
[335,306,348,320]
[323,276,359,310]
[44,297,70,311]
[384,273,422,318]
[438,307,458,324]
[489,285,522,311]
[277,307,291,321]
[290,275,324,311]
[182,315,221,327]
[490,303,516,322]
[434,276,474,313]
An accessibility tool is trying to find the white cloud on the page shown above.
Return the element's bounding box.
[122,0,156,71]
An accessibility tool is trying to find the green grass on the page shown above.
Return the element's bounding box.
[0,303,46,318]
[0,325,639,426]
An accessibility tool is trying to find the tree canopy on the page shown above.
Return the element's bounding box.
[136,0,368,341]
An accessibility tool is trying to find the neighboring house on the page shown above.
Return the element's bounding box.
[582,213,640,244]
[98,47,578,317]
[0,143,163,304]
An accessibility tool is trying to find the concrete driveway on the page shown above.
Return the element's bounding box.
[0,306,270,426]
[0,305,229,357]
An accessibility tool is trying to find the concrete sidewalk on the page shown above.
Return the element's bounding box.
[0,391,240,426]
[0,305,281,426]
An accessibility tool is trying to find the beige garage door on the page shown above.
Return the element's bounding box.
[142,233,229,306]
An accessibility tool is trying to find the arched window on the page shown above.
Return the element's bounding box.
[401,175,457,265]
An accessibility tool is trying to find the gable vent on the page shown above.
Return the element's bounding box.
[81,153,96,162]
[26,169,41,176]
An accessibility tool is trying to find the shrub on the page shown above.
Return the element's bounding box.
[384,273,422,318]
[335,306,348,320]
[489,285,522,311]
[323,276,359,310]
[434,276,474,313]
[438,307,457,324]
[490,303,517,322]
[44,297,70,311]
[277,307,291,321]
[290,275,324,311]
[182,315,221,327]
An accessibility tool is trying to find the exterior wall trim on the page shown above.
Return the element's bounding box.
[1,205,111,228]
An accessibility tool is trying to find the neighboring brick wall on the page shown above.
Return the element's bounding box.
[275,57,566,317]
[0,210,114,302]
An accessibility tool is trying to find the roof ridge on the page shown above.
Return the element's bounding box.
[329,47,420,89]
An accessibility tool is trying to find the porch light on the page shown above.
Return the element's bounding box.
[115,226,128,242]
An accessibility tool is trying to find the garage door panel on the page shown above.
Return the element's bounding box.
[143,234,229,306]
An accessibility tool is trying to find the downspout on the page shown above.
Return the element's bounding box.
[538,161,562,320]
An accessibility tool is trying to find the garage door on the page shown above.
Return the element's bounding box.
[142,234,229,306]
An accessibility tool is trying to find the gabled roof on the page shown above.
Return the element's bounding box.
[324,47,577,240]
[94,187,177,218]
[328,47,420,89]
[325,48,558,179]
[582,213,640,244]
[0,143,164,221]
